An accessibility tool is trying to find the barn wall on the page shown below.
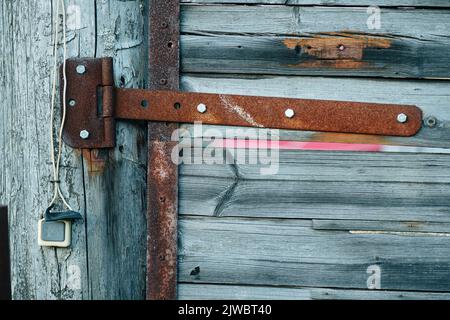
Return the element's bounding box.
[0,0,449,300]
[176,1,450,299]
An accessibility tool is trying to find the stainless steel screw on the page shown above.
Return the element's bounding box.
[397,113,408,123]
[80,130,90,140]
[76,65,86,74]
[197,103,207,113]
[285,108,295,118]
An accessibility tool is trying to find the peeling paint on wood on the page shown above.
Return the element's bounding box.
[283,35,392,69]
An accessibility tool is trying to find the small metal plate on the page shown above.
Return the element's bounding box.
[61,58,115,149]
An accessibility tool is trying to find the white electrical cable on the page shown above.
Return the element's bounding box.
[46,0,72,214]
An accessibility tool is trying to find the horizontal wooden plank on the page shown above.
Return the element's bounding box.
[181,34,450,78]
[181,6,450,38]
[181,5,450,78]
[178,216,450,291]
[180,175,450,222]
[179,283,311,300]
[180,150,450,183]
[313,219,450,233]
[180,75,450,148]
[178,284,450,300]
[181,1,450,7]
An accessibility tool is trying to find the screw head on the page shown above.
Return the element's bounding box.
[285,108,295,119]
[76,65,86,75]
[425,116,437,128]
[338,44,345,51]
[80,130,90,140]
[197,103,207,113]
[68,99,76,107]
[397,113,408,123]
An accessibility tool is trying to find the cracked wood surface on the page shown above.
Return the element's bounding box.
[0,0,146,299]
[2,0,450,300]
[180,5,450,78]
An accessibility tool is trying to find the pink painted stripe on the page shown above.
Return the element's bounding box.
[212,139,383,152]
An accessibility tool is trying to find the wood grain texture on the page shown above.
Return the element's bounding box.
[179,150,450,222]
[178,216,450,291]
[0,0,89,299]
[0,0,147,300]
[83,1,147,300]
[181,1,450,6]
[180,5,450,78]
[181,75,450,148]
[178,284,450,300]
[181,5,450,38]
[2,0,450,300]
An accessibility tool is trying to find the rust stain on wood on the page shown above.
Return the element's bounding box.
[310,132,388,145]
[81,149,108,175]
[284,35,392,69]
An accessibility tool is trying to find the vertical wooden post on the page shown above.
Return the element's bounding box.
[0,206,11,300]
[146,0,180,300]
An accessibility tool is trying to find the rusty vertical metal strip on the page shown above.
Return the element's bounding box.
[146,0,180,300]
[0,206,11,300]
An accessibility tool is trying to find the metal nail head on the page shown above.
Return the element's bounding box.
[285,108,295,118]
[197,103,207,113]
[76,65,86,75]
[397,113,408,123]
[80,130,90,140]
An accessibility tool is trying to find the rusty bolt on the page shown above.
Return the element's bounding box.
[197,103,207,113]
[76,65,86,74]
[397,113,408,123]
[285,108,295,119]
[80,130,90,140]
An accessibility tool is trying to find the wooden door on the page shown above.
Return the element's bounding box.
[1,0,450,299]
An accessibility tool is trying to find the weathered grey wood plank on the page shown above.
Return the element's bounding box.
[181,75,450,148]
[180,5,450,78]
[82,0,147,300]
[181,5,450,38]
[310,287,450,300]
[313,219,450,233]
[178,216,450,291]
[0,0,91,299]
[179,283,312,300]
[180,150,450,183]
[179,284,450,300]
[180,175,450,222]
[181,34,450,78]
[182,1,450,6]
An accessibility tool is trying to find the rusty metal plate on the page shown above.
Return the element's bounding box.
[62,57,422,149]
[61,58,115,149]
[146,0,180,300]
[116,89,422,137]
[0,206,11,300]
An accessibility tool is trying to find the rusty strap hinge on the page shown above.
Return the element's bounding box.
[61,58,422,149]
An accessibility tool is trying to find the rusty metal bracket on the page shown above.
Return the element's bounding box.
[146,0,180,301]
[62,57,422,149]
